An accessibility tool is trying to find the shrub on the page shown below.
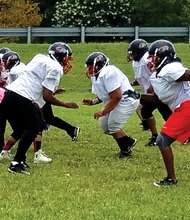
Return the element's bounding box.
[52,0,131,27]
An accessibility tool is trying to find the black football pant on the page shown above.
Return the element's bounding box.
[141,101,172,121]
[1,91,44,163]
[42,102,75,137]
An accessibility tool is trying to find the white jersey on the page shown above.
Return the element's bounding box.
[91,64,139,134]
[149,62,190,111]
[91,65,134,104]
[132,52,152,93]
[6,54,63,108]
[6,62,26,85]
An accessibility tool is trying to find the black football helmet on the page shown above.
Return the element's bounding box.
[85,52,109,77]
[48,42,73,74]
[2,51,20,70]
[0,47,11,55]
[148,39,176,70]
[128,39,148,61]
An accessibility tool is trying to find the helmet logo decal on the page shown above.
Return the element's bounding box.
[93,54,105,66]
[8,54,18,60]
[158,45,169,53]
[139,42,147,49]
[56,46,67,54]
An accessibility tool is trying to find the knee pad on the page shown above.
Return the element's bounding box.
[156,132,175,148]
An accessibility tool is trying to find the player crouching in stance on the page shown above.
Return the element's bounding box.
[0,50,52,163]
[141,39,190,186]
[0,42,79,174]
[83,52,139,158]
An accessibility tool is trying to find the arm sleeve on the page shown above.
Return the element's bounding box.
[42,69,61,92]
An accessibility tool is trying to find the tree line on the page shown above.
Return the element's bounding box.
[1,0,190,28]
[0,0,190,43]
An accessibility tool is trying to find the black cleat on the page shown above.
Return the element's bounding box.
[72,127,80,141]
[8,161,30,175]
[153,177,178,187]
[119,138,137,159]
[145,136,157,146]
[118,150,132,159]
[128,138,137,152]
[21,161,30,169]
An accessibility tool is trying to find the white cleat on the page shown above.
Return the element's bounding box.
[0,150,12,160]
[34,149,52,163]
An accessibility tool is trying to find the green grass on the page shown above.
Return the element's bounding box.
[0,42,190,219]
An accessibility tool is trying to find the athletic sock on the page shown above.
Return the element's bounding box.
[33,141,42,153]
[3,139,15,151]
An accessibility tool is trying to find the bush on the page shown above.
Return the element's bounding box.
[52,0,131,27]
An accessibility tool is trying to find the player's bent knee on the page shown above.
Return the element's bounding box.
[156,132,175,148]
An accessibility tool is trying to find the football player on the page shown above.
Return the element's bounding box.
[0,50,80,164]
[1,42,79,174]
[128,39,172,146]
[141,39,190,186]
[83,52,139,158]
[0,51,53,163]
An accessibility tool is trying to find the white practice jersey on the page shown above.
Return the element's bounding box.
[132,52,152,93]
[6,62,26,85]
[149,62,190,111]
[6,54,63,108]
[91,65,134,104]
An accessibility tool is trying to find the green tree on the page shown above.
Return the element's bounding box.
[129,0,190,26]
[0,0,42,42]
[0,0,42,27]
[33,0,63,26]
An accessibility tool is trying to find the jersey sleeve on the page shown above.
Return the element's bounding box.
[104,70,121,93]
[42,68,62,92]
[166,62,187,82]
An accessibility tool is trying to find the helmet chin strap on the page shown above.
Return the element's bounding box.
[153,48,167,70]
[49,50,70,66]
[92,58,110,76]
[6,57,20,70]
[49,54,58,63]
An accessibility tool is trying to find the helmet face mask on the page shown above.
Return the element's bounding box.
[85,52,109,78]
[127,51,134,62]
[85,66,95,78]
[148,40,176,71]
[128,39,148,62]
[147,54,161,72]
[48,42,73,74]
[62,55,73,74]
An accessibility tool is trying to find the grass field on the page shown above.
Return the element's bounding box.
[0,42,190,220]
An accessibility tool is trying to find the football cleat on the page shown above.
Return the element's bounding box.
[34,149,52,163]
[72,127,80,141]
[153,177,178,187]
[8,161,30,175]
